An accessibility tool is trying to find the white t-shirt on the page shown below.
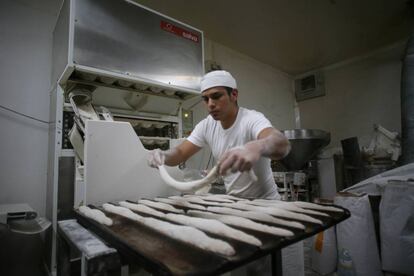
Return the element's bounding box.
[187,107,280,199]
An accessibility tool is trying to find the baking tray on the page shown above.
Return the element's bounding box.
[74,199,350,275]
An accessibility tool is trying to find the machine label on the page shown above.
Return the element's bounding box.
[161,21,199,43]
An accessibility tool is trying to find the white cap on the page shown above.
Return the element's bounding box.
[200,70,237,92]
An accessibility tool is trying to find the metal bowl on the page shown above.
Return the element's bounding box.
[281,129,331,170]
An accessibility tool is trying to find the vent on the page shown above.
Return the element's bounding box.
[294,73,325,101]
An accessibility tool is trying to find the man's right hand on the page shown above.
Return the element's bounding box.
[146,140,202,168]
[147,149,165,168]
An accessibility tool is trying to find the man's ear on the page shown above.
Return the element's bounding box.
[231,89,238,100]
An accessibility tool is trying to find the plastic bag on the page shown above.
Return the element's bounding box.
[334,194,382,276]
[380,180,414,275]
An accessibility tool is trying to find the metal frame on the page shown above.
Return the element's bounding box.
[57,220,120,276]
[46,84,65,275]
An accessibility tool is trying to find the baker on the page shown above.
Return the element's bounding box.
[148,70,290,200]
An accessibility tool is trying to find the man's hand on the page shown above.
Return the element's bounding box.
[218,144,261,175]
[147,149,166,168]
[218,128,290,175]
[147,141,201,168]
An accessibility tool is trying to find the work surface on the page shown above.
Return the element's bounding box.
[74,195,350,275]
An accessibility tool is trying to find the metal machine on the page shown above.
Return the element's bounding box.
[47,0,204,273]
[276,129,331,200]
[0,204,52,276]
[0,203,51,235]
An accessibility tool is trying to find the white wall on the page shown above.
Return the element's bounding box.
[297,43,403,149]
[0,0,61,217]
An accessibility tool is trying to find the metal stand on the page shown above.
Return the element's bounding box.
[57,220,121,276]
[271,250,283,276]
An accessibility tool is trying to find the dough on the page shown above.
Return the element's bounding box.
[158,165,218,192]
[143,217,235,257]
[207,206,305,230]
[293,201,343,212]
[138,199,184,214]
[78,206,113,226]
[223,202,322,224]
[247,200,329,217]
[188,210,294,237]
[155,197,206,211]
[102,203,141,221]
[165,213,262,246]
[119,201,165,218]
[101,203,235,257]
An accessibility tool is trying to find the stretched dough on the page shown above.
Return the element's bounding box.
[79,206,113,226]
[102,203,141,221]
[119,201,165,218]
[138,199,184,214]
[181,196,224,206]
[101,203,235,256]
[188,210,294,237]
[247,200,329,217]
[207,206,305,230]
[164,213,262,246]
[223,202,323,224]
[143,217,235,257]
[293,201,344,212]
[158,165,218,192]
[204,194,247,202]
[184,194,236,203]
[155,197,206,211]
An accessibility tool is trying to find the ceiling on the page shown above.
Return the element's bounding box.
[134,0,412,75]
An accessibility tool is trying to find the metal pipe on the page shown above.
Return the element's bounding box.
[401,22,414,164]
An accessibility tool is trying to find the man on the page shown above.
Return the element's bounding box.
[148,70,290,199]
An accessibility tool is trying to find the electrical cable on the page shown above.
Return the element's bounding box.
[0,104,49,124]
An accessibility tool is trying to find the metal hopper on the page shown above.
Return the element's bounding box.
[281,129,330,170]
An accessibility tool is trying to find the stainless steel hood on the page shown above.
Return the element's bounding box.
[52,0,204,103]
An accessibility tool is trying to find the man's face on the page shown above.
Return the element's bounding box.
[201,86,238,121]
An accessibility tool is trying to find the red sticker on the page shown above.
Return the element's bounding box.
[161,21,199,43]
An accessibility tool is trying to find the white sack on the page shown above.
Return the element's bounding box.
[334,194,382,276]
[380,180,414,275]
[311,227,337,275]
[282,241,304,276]
[344,163,414,195]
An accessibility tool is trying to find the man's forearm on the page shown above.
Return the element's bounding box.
[162,140,201,166]
[245,129,291,160]
[163,147,184,166]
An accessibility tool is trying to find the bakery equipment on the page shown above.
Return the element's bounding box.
[0,204,51,276]
[47,0,204,273]
[281,129,330,171]
[276,129,331,200]
[0,203,51,235]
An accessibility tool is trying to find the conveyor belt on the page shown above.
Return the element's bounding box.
[74,196,350,275]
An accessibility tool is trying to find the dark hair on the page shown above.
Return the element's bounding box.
[224,86,238,106]
[224,87,234,95]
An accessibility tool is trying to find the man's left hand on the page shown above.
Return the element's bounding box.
[218,144,262,175]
